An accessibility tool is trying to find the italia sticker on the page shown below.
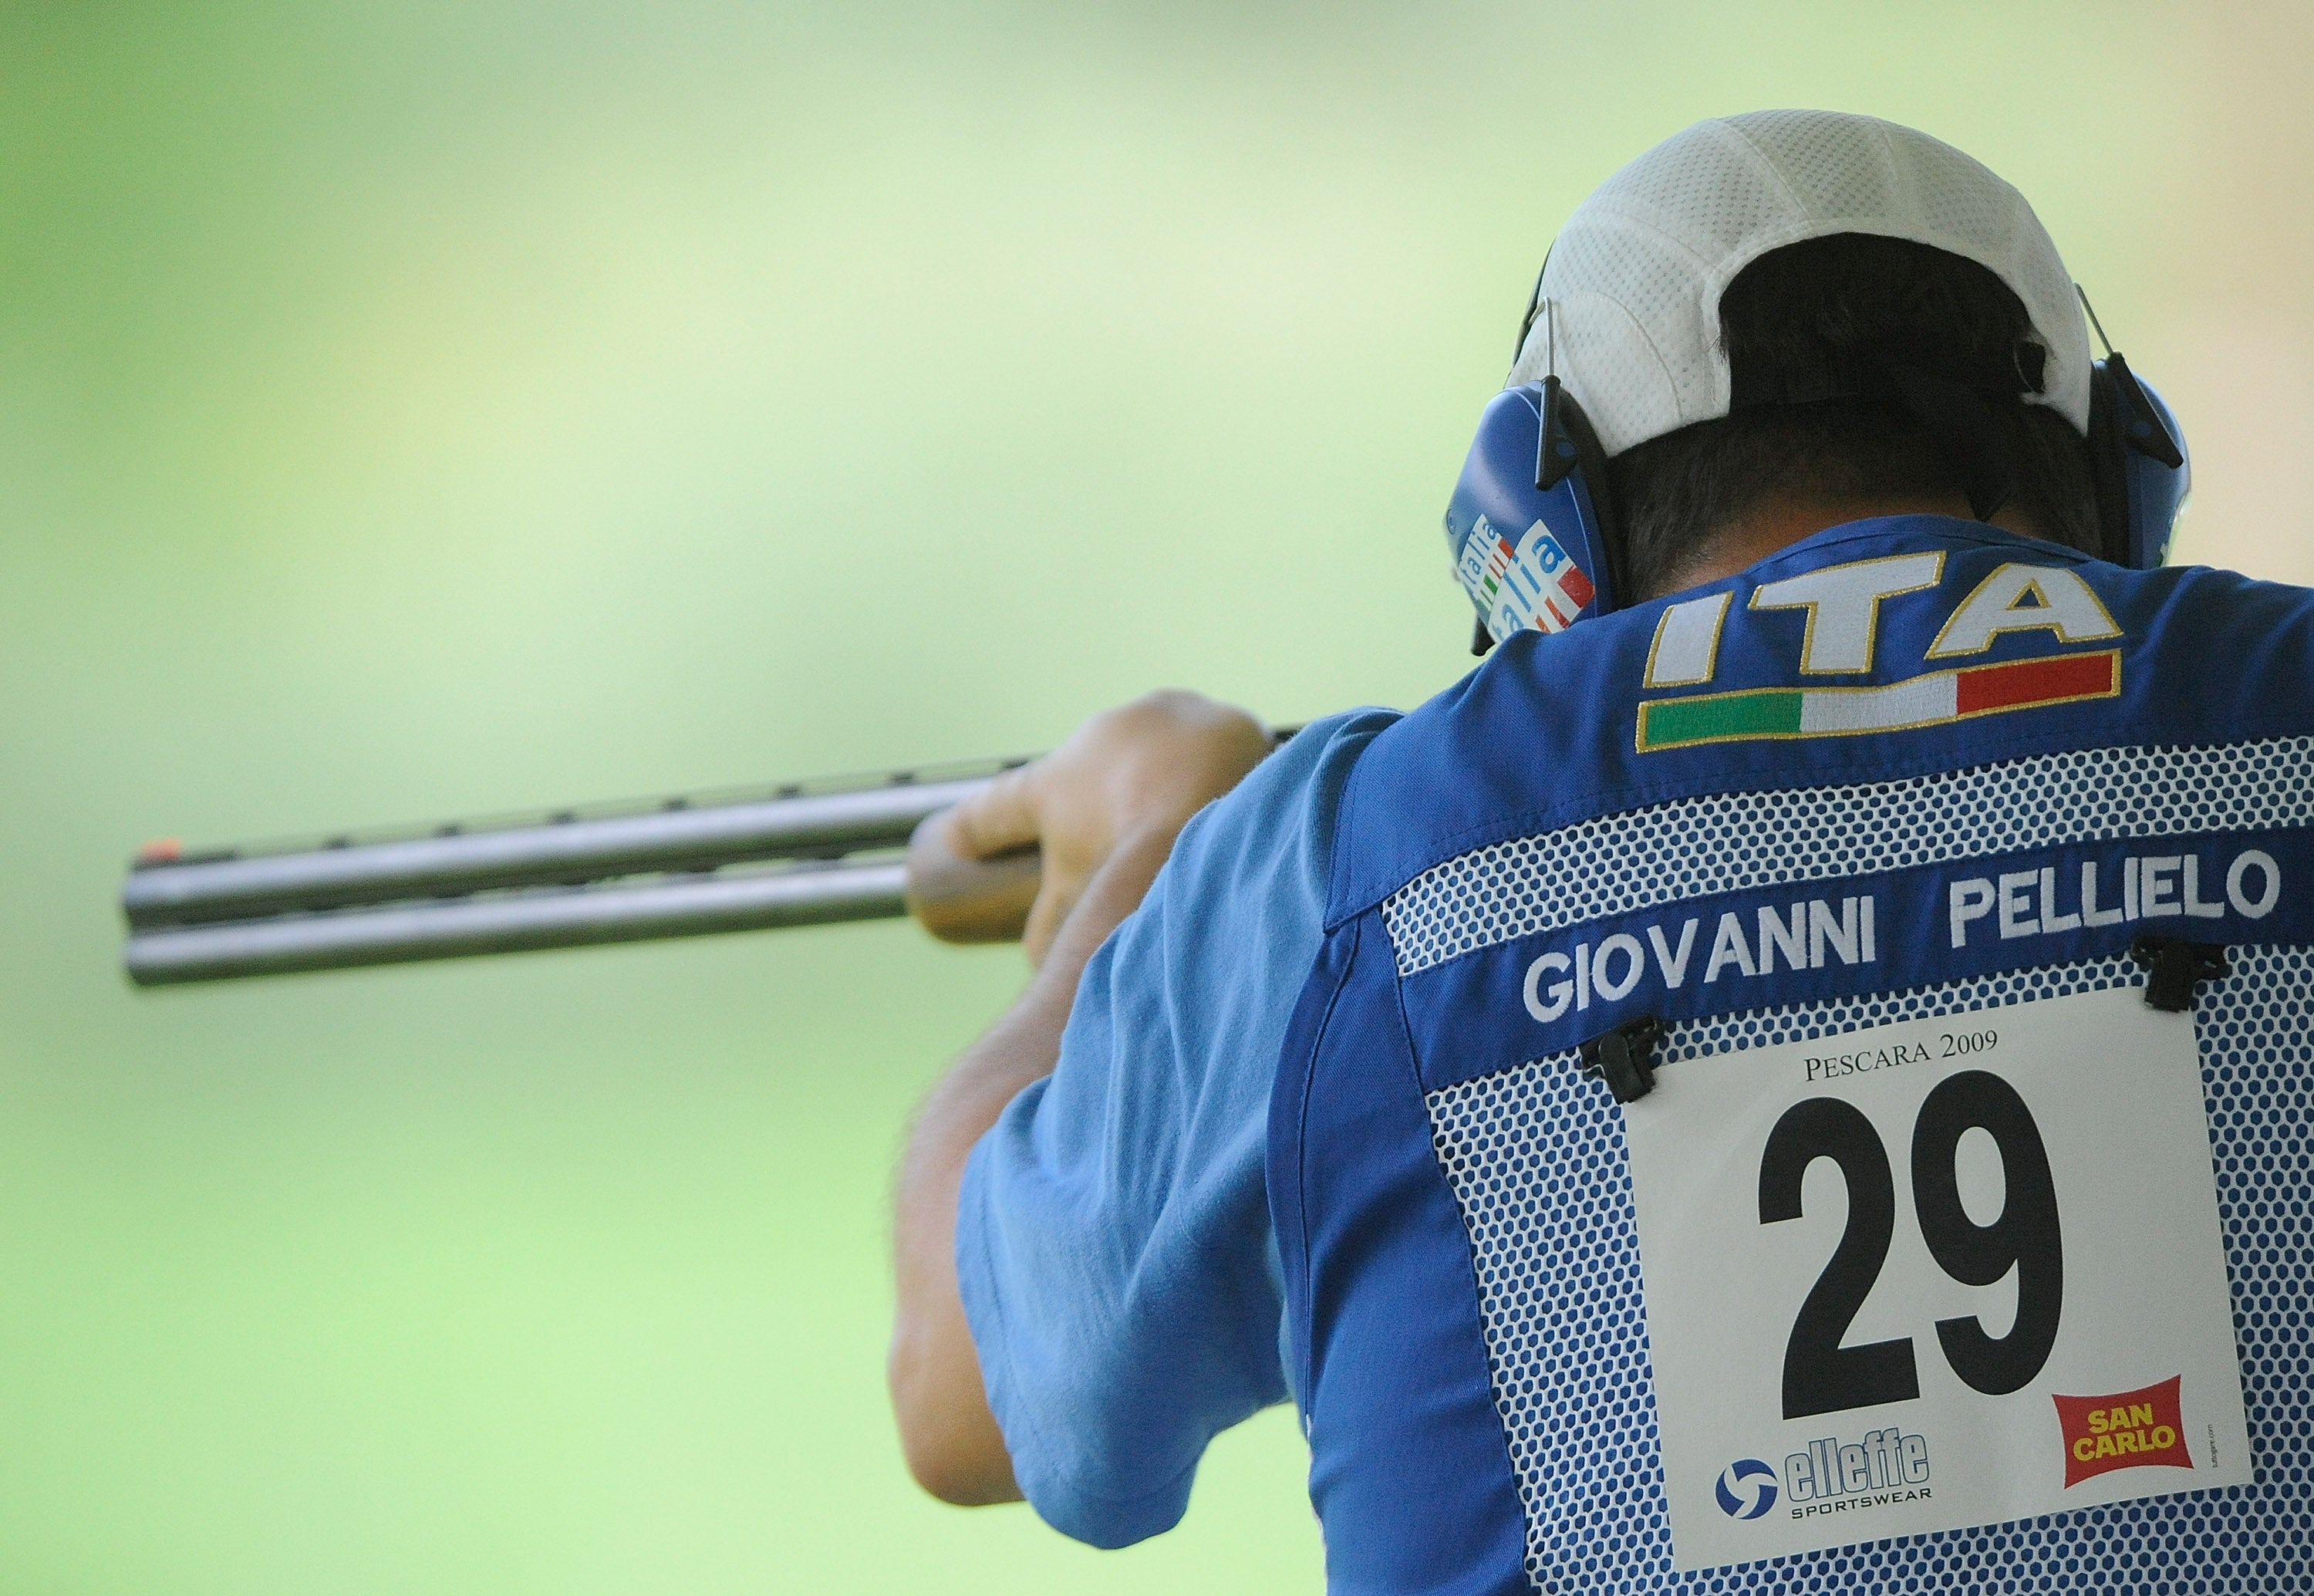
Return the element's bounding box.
[1637,650,2119,754]
[1459,515,1597,640]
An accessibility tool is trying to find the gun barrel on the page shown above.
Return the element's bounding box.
[121,727,1297,987]
[123,857,909,985]
[122,773,999,928]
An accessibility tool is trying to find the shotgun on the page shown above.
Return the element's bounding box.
[120,731,1294,986]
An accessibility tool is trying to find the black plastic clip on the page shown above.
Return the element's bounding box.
[1535,373,1584,491]
[2103,351,2186,468]
[2130,936,2228,1013]
[1580,1014,1667,1104]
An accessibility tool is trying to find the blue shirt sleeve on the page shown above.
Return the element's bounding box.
[953,708,1398,1549]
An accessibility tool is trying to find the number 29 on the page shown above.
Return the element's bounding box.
[1760,1070,2063,1420]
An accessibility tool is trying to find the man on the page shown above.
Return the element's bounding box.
[889,111,2314,1591]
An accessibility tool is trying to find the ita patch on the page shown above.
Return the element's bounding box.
[1637,554,2127,753]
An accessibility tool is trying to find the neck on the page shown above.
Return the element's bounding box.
[1655,493,2040,598]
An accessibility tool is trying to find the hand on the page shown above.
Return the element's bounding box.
[937,690,1271,966]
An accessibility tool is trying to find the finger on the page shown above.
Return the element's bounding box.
[1020,877,1082,970]
[946,764,1043,860]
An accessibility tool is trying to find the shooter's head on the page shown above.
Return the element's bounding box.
[1446,110,2187,646]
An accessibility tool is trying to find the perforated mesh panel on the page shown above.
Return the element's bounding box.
[1506,110,2093,455]
[1425,950,2314,1592]
[1747,111,1897,218]
[1382,737,2314,977]
[1592,117,1789,253]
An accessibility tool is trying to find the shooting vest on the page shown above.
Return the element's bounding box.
[1270,517,2314,1594]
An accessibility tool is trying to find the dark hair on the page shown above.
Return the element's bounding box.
[1607,235,2099,602]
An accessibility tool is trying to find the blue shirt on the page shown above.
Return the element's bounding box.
[958,517,2314,1591]
[954,707,1398,1547]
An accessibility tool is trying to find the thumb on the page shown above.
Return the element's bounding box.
[943,763,1043,860]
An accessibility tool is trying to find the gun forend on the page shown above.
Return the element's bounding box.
[903,814,1041,943]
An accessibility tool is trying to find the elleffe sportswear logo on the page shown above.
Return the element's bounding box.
[1714,1459,1778,1520]
[1780,1426,1934,1520]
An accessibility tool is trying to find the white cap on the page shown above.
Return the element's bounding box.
[1509,110,2091,457]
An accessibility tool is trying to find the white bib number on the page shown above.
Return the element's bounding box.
[1623,986,2250,1572]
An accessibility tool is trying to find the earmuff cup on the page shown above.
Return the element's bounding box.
[1445,383,1623,654]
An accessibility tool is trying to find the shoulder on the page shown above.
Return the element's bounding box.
[1161,707,1402,914]
[2080,557,2314,735]
[1037,707,1404,1118]
[2110,557,2314,637]
[1328,617,1658,920]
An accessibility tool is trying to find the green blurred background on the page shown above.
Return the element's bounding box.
[2,3,2309,1590]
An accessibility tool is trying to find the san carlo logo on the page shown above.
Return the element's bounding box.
[1714,1459,1779,1520]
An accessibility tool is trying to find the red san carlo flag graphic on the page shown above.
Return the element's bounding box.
[2052,1376,2194,1486]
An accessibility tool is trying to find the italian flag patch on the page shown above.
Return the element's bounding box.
[1636,650,2120,754]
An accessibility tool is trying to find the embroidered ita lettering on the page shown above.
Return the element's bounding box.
[1749,553,1944,674]
[1635,555,2127,751]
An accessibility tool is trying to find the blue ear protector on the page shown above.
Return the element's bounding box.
[1444,287,1629,652]
[1444,376,1621,650]
[1446,281,2191,655]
